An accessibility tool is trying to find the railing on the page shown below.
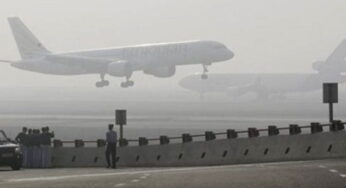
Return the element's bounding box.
[53,120,345,148]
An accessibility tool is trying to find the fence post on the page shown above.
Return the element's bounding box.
[205,131,216,141]
[74,139,84,148]
[310,122,323,133]
[330,120,345,131]
[97,139,106,147]
[268,125,279,136]
[119,138,128,147]
[289,124,301,135]
[248,128,259,138]
[139,137,148,146]
[160,136,170,145]
[182,134,193,143]
[227,129,238,139]
[53,139,63,148]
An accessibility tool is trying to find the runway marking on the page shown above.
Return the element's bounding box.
[339,174,346,178]
[317,165,346,179]
[5,166,233,183]
[131,179,139,183]
[3,161,330,183]
[115,183,126,187]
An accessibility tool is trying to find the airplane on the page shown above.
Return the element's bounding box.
[0,17,234,88]
[180,40,346,100]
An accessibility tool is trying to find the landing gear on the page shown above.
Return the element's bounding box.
[95,73,109,88]
[120,76,134,88]
[95,80,109,88]
[201,64,209,80]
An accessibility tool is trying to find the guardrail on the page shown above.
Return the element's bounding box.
[53,120,345,148]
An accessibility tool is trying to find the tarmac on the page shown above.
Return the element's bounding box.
[1,159,346,188]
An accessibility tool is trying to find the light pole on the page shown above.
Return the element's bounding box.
[115,109,127,140]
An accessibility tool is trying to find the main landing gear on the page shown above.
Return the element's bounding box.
[95,73,109,88]
[120,75,134,88]
[201,64,209,80]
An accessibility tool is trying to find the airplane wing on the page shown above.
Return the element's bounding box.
[0,59,16,63]
[45,54,131,73]
[325,39,346,64]
[45,54,124,72]
[46,54,114,65]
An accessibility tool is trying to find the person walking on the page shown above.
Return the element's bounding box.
[105,124,117,169]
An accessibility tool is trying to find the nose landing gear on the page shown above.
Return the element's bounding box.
[201,64,209,80]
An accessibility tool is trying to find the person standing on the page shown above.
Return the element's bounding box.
[105,124,117,169]
[15,127,28,167]
[26,129,34,168]
[41,127,54,168]
[15,127,27,143]
[32,129,42,168]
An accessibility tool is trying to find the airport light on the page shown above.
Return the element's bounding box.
[323,83,338,122]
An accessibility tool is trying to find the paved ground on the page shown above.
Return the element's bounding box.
[1,159,346,188]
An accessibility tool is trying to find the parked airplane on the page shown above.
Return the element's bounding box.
[0,17,234,88]
[180,40,346,100]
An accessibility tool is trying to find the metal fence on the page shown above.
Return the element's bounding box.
[53,120,345,148]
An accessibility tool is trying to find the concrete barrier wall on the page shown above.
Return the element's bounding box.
[52,131,346,168]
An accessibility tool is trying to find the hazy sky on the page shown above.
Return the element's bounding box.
[0,0,346,100]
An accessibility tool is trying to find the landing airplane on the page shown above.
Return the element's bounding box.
[180,40,346,100]
[0,17,234,88]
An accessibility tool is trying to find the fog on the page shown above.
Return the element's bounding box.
[0,0,346,130]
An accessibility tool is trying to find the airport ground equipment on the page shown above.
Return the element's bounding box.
[0,130,23,170]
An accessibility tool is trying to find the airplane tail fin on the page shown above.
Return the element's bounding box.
[313,39,346,74]
[8,17,50,60]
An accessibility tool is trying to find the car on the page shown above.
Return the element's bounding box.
[0,130,23,170]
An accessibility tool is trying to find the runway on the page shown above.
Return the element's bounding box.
[1,159,346,188]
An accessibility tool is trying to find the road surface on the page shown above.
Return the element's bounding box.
[1,159,346,188]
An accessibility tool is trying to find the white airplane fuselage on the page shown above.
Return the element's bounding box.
[180,73,346,96]
[4,17,234,88]
[180,39,346,100]
[11,40,233,76]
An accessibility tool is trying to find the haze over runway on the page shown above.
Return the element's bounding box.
[0,0,346,103]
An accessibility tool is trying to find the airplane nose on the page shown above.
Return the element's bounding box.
[225,49,234,60]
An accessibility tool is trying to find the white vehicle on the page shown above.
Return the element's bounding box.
[180,40,346,100]
[0,17,234,88]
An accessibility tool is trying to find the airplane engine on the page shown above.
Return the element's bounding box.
[143,65,176,77]
[107,61,132,77]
